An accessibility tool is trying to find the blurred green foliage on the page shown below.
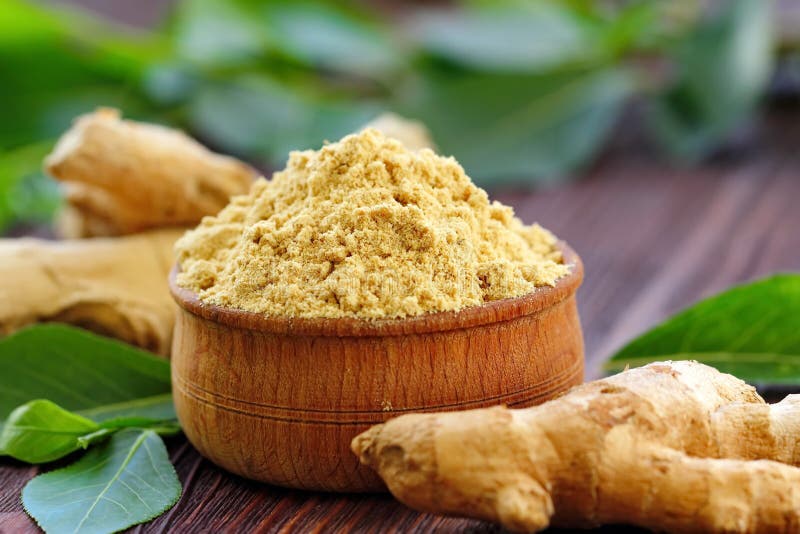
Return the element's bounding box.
[0,0,775,230]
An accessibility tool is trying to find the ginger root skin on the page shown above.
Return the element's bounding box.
[45,108,256,238]
[0,229,182,356]
[353,361,800,533]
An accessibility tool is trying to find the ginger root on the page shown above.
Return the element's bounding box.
[362,112,436,151]
[0,229,181,356]
[353,361,800,533]
[22,108,258,352]
[45,108,256,238]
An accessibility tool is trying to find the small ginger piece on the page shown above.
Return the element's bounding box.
[353,361,800,533]
[0,229,182,356]
[362,112,436,151]
[45,108,256,237]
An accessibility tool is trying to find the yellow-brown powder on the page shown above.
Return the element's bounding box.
[175,129,570,319]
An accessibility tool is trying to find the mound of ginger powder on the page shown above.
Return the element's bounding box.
[175,129,571,319]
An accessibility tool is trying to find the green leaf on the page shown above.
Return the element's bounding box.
[0,394,178,463]
[605,275,800,384]
[598,1,661,57]
[263,2,402,77]
[410,3,598,72]
[98,418,180,436]
[0,141,57,231]
[0,325,171,424]
[22,429,181,534]
[142,63,199,106]
[402,66,631,184]
[170,0,267,68]
[0,0,165,65]
[0,400,99,464]
[0,0,163,155]
[189,74,380,165]
[75,429,116,450]
[86,414,181,446]
[77,393,177,425]
[647,0,773,160]
[6,171,62,226]
[189,75,305,158]
[170,0,401,77]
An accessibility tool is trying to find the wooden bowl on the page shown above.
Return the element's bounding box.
[169,242,584,492]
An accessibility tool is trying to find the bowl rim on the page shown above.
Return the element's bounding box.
[169,241,583,337]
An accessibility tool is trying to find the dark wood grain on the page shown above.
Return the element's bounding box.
[4,108,800,532]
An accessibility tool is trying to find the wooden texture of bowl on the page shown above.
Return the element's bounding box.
[169,242,584,492]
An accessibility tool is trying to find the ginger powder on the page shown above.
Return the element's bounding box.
[175,129,570,319]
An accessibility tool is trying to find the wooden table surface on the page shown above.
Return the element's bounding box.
[2,106,800,533]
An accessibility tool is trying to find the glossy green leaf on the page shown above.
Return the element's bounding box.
[22,429,181,534]
[74,429,116,450]
[0,0,162,149]
[598,1,661,56]
[402,67,631,184]
[189,74,379,165]
[78,393,177,425]
[189,75,305,159]
[264,2,402,77]
[0,325,171,424]
[6,171,62,226]
[410,4,596,72]
[0,394,178,463]
[0,141,57,231]
[648,0,773,160]
[170,0,267,67]
[0,400,99,464]
[0,0,62,44]
[98,418,180,435]
[605,275,800,384]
